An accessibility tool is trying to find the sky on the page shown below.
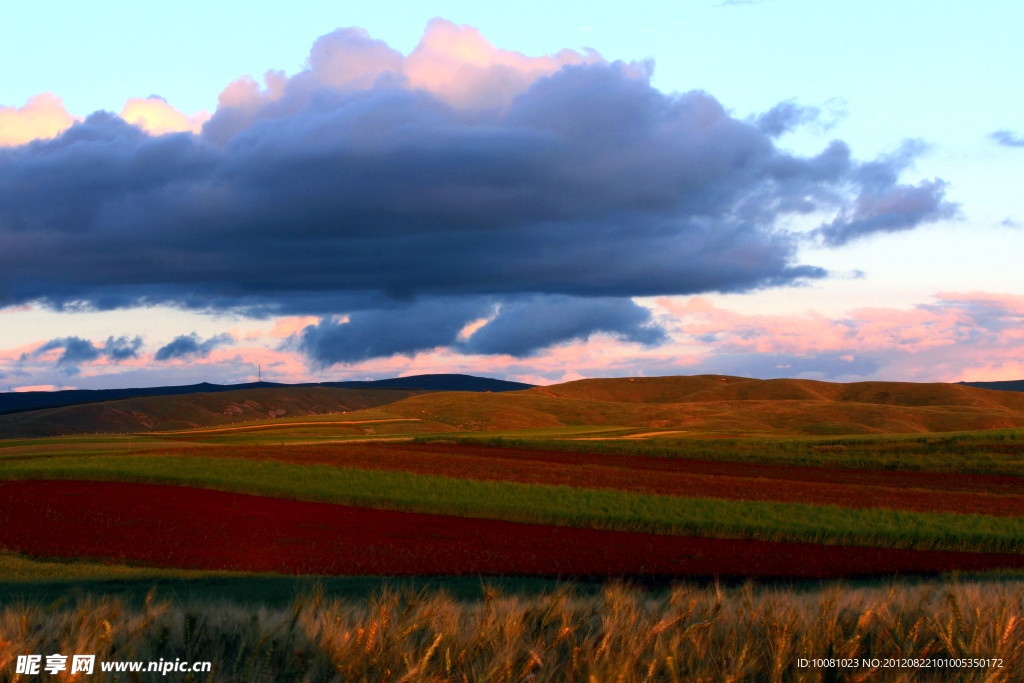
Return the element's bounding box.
[1,0,1022,390]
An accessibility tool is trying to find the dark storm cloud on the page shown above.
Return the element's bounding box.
[812,140,957,246]
[990,130,1024,147]
[0,28,958,364]
[26,335,142,367]
[34,337,100,366]
[0,53,953,313]
[814,179,956,247]
[753,101,820,137]
[297,298,490,366]
[105,335,144,360]
[461,296,664,356]
[154,332,232,361]
[295,295,666,364]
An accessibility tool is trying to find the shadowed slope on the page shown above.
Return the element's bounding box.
[531,376,1024,409]
[0,387,428,437]
[0,374,531,415]
[6,375,1024,438]
[376,376,1024,435]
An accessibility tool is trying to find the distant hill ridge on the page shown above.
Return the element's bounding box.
[5,374,1024,438]
[0,374,533,416]
[959,380,1024,393]
[535,376,1024,408]
[375,375,1024,435]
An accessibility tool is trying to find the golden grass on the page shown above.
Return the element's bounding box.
[372,377,1024,436]
[1,579,1022,681]
[0,551,242,583]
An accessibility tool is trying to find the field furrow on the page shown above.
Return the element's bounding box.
[3,479,1024,578]
[167,442,1024,517]
[5,454,1024,554]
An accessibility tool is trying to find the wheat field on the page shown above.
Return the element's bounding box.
[1,578,1022,682]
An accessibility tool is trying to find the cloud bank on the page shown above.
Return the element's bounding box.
[5,291,1021,389]
[22,335,142,373]
[0,94,79,147]
[991,130,1024,148]
[656,291,1024,382]
[0,20,956,365]
[154,332,232,361]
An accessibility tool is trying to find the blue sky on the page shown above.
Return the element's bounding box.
[1,0,1021,389]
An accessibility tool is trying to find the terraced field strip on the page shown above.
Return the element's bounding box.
[180,440,1024,493]
[170,442,1024,518]
[3,480,1023,578]
[0,440,213,459]
[572,430,692,439]
[472,432,1024,476]
[0,550,245,583]
[146,418,423,436]
[4,455,1024,553]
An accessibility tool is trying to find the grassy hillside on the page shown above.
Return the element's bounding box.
[371,376,1024,435]
[3,375,1023,681]
[0,387,426,437]
[0,374,533,415]
[6,374,1024,440]
[530,375,1024,409]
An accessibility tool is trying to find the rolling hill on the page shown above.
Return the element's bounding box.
[371,375,1024,435]
[5,374,1024,439]
[0,387,432,437]
[0,373,532,415]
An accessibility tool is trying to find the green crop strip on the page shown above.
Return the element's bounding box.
[2,455,1023,554]
[428,430,1024,477]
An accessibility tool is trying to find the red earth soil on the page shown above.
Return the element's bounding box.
[2,480,1023,578]
[169,443,1024,518]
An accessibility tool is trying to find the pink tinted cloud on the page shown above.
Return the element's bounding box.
[9,290,1021,389]
[957,359,1024,382]
[0,94,78,146]
[402,19,603,109]
[217,71,288,110]
[655,292,1024,382]
[657,296,978,355]
[232,316,323,341]
[2,93,209,146]
[268,316,321,339]
[208,19,608,142]
[932,291,1024,322]
[0,340,52,363]
[457,316,491,341]
[119,97,210,135]
[304,29,402,92]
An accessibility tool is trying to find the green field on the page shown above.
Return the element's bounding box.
[3,379,1024,681]
[443,427,1024,476]
[3,452,1024,554]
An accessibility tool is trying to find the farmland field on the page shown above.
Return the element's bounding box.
[2,376,1024,680]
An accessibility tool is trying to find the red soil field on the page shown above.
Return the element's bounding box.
[170,442,1024,518]
[2,480,1023,578]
